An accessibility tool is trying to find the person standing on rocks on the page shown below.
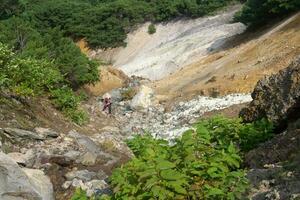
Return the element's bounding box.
[102,93,112,115]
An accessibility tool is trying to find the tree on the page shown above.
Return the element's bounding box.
[0,0,24,20]
[235,0,300,26]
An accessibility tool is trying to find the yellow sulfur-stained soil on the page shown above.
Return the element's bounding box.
[151,13,300,103]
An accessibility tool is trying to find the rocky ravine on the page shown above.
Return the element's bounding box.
[0,83,252,200]
[113,87,252,140]
[1,57,300,199]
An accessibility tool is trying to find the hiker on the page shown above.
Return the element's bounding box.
[102,93,112,114]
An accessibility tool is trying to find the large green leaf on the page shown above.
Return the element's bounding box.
[167,181,187,195]
[138,168,157,180]
[206,187,224,197]
[160,169,185,181]
[156,159,176,170]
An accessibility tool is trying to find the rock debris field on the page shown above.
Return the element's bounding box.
[115,93,252,141]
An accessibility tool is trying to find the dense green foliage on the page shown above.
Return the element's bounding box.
[0,0,24,20]
[196,116,274,152]
[0,43,63,95]
[2,0,235,49]
[0,0,99,124]
[0,43,88,124]
[235,0,300,26]
[0,17,99,88]
[72,116,273,200]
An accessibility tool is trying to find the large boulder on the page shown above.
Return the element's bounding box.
[23,168,54,200]
[130,85,156,109]
[0,152,54,200]
[240,57,300,130]
[68,130,116,166]
[1,128,44,142]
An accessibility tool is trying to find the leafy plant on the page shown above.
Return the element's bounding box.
[0,43,63,96]
[194,116,274,151]
[72,116,274,199]
[148,24,156,35]
[72,188,89,200]
[50,87,81,110]
[107,117,253,199]
[65,108,88,125]
[235,0,300,27]
[0,43,88,124]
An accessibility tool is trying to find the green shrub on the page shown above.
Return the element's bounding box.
[71,188,89,200]
[0,0,24,20]
[148,24,156,34]
[65,108,88,125]
[239,118,274,151]
[19,0,235,49]
[0,43,63,96]
[50,88,89,124]
[235,0,300,27]
[195,116,274,151]
[72,116,274,199]
[50,88,80,110]
[108,128,248,199]
[0,43,88,124]
[0,74,9,88]
[0,18,99,89]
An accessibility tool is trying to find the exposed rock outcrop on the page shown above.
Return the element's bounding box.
[0,152,54,200]
[130,85,156,109]
[84,67,129,96]
[240,57,300,200]
[240,57,300,130]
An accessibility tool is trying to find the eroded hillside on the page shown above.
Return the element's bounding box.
[152,12,300,101]
[90,5,246,80]
[91,10,300,103]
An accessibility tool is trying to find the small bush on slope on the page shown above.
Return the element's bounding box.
[72,116,273,200]
[148,24,156,35]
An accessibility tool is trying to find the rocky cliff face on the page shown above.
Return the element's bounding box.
[240,56,300,200]
[240,57,300,130]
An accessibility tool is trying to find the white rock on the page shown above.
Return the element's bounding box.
[120,93,252,141]
[62,181,72,189]
[0,152,54,200]
[112,6,246,80]
[85,180,109,197]
[23,168,54,200]
[131,85,156,109]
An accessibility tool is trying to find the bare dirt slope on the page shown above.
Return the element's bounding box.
[152,12,300,102]
[90,5,246,80]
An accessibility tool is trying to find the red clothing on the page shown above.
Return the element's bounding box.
[103,98,112,114]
